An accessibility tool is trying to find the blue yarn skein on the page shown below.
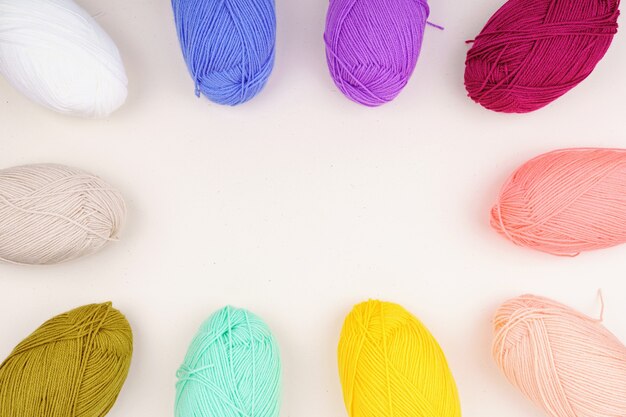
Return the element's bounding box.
[175,306,282,417]
[172,0,276,105]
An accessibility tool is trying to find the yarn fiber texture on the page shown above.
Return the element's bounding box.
[0,0,128,117]
[493,294,626,417]
[324,0,430,106]
[176,306,282,417]
[0,163,126,265]
[338,300,461,417]
[465,0,619,113]
[172,0,276,106]
[0,302,133,417]
[492,148,626,256]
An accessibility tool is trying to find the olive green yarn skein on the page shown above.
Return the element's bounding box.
[0,302,133,417]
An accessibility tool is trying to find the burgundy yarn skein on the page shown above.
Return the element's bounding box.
[465,0,620,113]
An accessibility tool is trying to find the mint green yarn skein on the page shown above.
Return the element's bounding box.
[175,306,282,417]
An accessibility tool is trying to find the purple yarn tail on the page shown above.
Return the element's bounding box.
[426,21,444,30]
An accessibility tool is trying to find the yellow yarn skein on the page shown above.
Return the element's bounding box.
[338,300,461,417]
[0,302,133,417]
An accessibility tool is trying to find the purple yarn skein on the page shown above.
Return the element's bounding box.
[324,0,430,107]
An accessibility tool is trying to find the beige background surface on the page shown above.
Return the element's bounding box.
[1,0,626,416]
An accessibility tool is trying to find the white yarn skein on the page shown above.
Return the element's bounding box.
[0,164,126,265]
[0,0,127,117]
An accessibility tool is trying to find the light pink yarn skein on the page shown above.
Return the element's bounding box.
[493,294,626,417]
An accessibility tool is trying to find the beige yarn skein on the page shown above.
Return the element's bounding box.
[0,163,126,265]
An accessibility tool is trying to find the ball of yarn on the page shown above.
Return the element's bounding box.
[465,0,619,113]
[0,302,133,417]
[171,0,276,106]
[0,163,126,265]
[175,306,282,417]
[324,0,430,106]
[493,294,626,417]
[0,0,128,117]
[338,300,461,417]
[491,148,626,256]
